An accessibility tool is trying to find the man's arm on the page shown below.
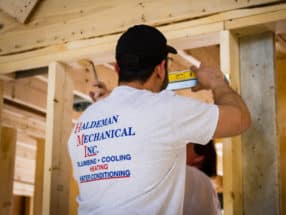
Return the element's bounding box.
[191,65,251,138]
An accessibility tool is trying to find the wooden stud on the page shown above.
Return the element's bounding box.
[69,163,79,215]
[0,127,17,215]
[24,196,33,215]
[42,62,73,215]
[276,58,286,214]
[33,138,45,215]
[240,32,280,215]
[220,30,242,215]
[0,80,3,129]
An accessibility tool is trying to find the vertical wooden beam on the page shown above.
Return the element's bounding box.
[276,58,286,214]
[33,138,45,215]
[240,32,280,215]
[0,127,17,215]
[220,30,242,215]
[69,165,79,215]
[42,62,74,215]
[0,80,3,130]
[25,197,33,215]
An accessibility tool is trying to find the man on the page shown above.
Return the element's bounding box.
[187,140,217,178]
[68,24,251,214]
[184,141,221,215]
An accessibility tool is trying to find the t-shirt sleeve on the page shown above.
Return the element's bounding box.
[169,93,219,146]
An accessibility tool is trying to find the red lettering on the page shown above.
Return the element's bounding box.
[89,164,109,172]
[77,134,84,146]
[74,122,82,134]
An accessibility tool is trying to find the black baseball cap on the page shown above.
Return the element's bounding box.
[116,25,177,70]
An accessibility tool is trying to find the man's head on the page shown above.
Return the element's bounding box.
[115,25,177,90]
[186,140,217,177]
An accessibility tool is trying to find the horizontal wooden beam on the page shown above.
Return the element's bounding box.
[0,0,281,55]
[13,181,34,197]
[2,104,45,138]
[4,77,47,112]
[1,3,286,74]
[3,71,94,121]
[0,73,15,81]
[225,7,286,36]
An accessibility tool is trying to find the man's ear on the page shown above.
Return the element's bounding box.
[193,155,204,166]
[155,60,166,80]
[114,63,120,74]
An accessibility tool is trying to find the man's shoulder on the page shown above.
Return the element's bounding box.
[186,166,213,189]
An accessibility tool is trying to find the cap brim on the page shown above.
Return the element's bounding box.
[167,45,177,54]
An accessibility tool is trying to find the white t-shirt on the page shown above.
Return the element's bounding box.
[184,166,221,215]
[68,86,218,215]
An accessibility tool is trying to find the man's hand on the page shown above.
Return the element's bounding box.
[89,80,111,102]
[190,64,227,92]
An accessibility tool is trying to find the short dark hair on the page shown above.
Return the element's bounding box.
[116,25,176,83]
[118,64,157,83]
[193,140,217,177]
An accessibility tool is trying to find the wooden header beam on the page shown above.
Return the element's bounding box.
[0,0,281,55]
[0,3,286,74]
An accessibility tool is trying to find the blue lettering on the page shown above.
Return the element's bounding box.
[83,135,89,143]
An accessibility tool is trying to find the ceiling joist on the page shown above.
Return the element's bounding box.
[0,0,40,23]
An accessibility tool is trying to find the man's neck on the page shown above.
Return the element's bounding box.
[119,81,156,92]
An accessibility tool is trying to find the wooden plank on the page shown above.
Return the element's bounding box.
[13,181,34,197]
[1,3,286,74]
[240,32,279,214]
[220,30,242,215]
[69,162,79,215]
[0,0,40,23]
[0,80,3,128]
[14,157,35,183]
[33,138,45,215]
[226,7,286,30]
[0,73,15,81]
[25,197,33,215]
[0,22,223,74]
[43,62,73,215]
[3,77,47,112]
[226,8,286,36]
[3,75,89,121]
[0,0,281,55]
[276,58,286,214]
[2,107,45,138]
[0,127,17,215]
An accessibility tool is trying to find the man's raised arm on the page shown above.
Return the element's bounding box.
[192,65,251,138]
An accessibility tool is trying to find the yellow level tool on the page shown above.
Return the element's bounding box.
[167,70,197,90]
[168,70,196,83]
